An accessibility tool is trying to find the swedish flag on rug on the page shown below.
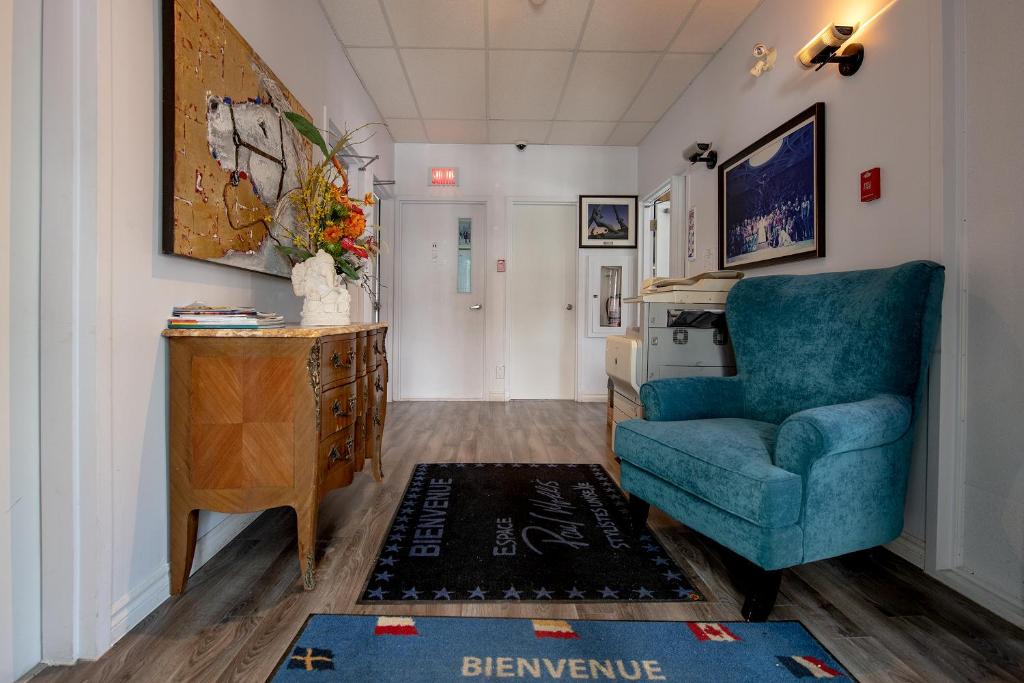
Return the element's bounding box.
[270,615,854,681]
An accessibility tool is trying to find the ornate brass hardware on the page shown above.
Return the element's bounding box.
[373,411,382,426]
[331,350,356,368]
[375,377,384,392]
[331,396,357,418]
[328,441,354,465]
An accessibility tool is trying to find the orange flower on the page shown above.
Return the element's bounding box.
[363,192,375,205]
[342,212,366,238]
[323,225,343,242]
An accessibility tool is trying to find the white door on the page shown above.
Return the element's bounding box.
[398,202,486,399]
[510,203,577,399]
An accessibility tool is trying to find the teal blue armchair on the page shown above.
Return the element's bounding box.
[614,261,944,620]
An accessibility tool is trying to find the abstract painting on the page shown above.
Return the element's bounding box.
[162,0,313,277]
[718,103,825,270]
[579,195,637,248]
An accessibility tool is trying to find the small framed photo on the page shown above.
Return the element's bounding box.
[718,102,825,270]
[579,195,638,249]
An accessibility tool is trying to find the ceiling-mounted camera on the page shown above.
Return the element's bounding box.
[683,142,717,169]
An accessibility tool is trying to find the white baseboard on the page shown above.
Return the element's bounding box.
[190,512,260,574]
[577,393,608,403]
[933,567,1024,629]
[885,531,926,568]
[108,511,259,644]
[109,564,168,643]
[487,391,508,402]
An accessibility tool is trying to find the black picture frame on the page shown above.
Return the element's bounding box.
[578,195,638,249]
[717,102,826,270]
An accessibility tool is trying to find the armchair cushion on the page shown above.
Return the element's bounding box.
[639,376,745,422]
[615,418,802,528]
[774,394,912,477]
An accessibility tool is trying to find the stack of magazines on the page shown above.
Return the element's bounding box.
[168,302,285,330]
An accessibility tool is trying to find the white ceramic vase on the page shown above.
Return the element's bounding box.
[291,249,352,326]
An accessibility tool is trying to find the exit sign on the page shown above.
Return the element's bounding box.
[430,167,458,186]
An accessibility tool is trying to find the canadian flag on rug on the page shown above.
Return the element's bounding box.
[687,622,741,642]
[374,616,419,636]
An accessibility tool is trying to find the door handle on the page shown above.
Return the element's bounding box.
[566,304,573,310]
[469,304,482,310]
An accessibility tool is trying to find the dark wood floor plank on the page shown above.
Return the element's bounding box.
[33,400,1024,682]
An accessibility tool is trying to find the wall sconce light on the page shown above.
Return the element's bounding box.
[796,23,864,77]
[750,43,777,77]
[684,142,717,170]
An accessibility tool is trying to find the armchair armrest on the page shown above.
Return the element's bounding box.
[639,376,745,422]
[774,394,912,476]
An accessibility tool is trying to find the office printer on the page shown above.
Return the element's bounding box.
[606,272,741,431]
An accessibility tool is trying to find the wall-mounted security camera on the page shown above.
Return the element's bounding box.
[515,141,527,151]
[796,23,864,77]
[750,42,776,77]
[684,142,717,169]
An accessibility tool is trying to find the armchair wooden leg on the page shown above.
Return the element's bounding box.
[627,494,650,532]
[740,568,781,622]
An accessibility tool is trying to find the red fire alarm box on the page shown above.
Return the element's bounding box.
[860,167,881,202]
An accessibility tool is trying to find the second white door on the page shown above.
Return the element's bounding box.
[510,203,577,399]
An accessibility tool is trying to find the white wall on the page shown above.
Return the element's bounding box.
[40,0,395,659]
[392,143,637,401]
[958,0,1024,615]
[1,2,15,677]
[1,0,42,678]
[638,0,945,554]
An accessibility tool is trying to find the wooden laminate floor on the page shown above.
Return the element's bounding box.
[35,401,1024,682]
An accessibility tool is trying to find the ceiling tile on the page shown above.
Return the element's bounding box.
[606,121,654,146]
[402,49,486,119]
[487,120,552,144]
[489,51,573,120]
[488,0,590,50]
[423,119,489,144]
[548,121,616,145]
[382,0,485,48]
[346,48,420,118]
[386,118,428,142]
[580,0,696,52]
[671,0,761,53]
[556,52,658,121]
[623,53,709,122]
[321,0,393,46]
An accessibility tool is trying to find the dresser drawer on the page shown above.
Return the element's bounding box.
[322,337,357,385]
[356,333,368,377]
[321,380,357,439]
[320,426,355,494]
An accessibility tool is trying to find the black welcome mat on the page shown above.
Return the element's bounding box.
[358,463,703,603]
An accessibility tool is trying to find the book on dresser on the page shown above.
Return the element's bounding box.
[162,323,389,593]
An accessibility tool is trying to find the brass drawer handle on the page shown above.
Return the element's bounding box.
[328,441,354,465]
[332,396,357,418]
[373,411,382,426]
[375,377,384,392]
[331,350,356,368]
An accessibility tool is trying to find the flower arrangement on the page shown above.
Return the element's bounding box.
[275,112,380,285]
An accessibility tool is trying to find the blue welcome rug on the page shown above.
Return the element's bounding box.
[358,463,702,603]
[271,615,854,681]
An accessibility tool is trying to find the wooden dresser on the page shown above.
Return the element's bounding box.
[162,323,389,594]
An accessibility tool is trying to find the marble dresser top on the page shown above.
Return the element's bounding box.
[162,322,389,338]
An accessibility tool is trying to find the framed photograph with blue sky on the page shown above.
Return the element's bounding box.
[579,195,638,248]
[718,103,825,270]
